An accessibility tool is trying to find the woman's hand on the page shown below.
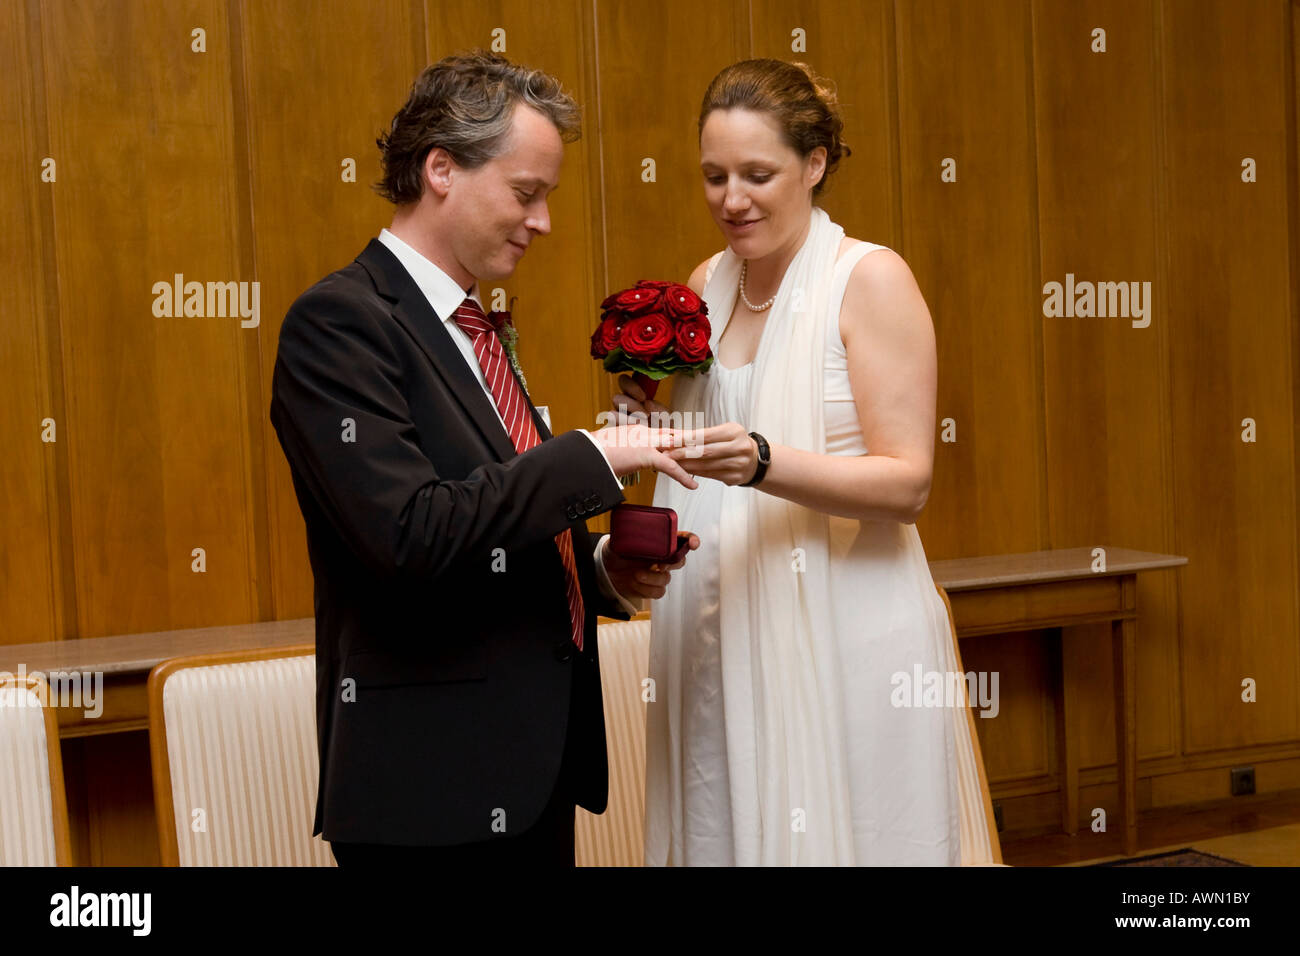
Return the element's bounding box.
[612,374,672,424]
[667,422,759,486]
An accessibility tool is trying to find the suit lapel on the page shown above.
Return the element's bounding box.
[357,239,517,462]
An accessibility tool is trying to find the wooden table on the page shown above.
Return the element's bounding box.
[929,545,1187,855]
[0,618,316,738]
[0,618,317,865]
[0,545,1183,863]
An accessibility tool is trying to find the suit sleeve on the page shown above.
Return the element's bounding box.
[269,286,624,582]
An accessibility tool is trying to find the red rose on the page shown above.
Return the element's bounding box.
[635,279,673,291]
[663,283,704,319]
[590,316,622,358]
[603,286,661,316]
[674,319,710,363]
[619,312,674,359]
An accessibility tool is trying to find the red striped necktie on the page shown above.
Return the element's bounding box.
[451,296,586,651]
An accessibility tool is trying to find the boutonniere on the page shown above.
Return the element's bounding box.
[489,298,529,399]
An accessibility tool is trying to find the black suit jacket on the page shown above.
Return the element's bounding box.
[269,238,628,847]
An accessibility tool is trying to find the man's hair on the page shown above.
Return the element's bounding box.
[374,50,582,205]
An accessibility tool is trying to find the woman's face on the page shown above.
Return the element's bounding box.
[699,107,826,260]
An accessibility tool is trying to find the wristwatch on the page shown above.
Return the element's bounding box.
[741,431,771,487]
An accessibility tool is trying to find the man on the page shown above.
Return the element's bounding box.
[269,50,699,866]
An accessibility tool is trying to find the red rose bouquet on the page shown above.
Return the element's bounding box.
[590,279,714,400]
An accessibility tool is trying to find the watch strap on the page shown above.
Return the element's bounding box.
[741,431,770,487]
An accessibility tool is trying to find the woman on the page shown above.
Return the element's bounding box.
[617,59,975,865]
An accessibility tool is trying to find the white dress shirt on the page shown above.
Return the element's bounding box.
[376,228,643,615]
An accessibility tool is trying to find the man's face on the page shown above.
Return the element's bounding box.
[443,105,564,283]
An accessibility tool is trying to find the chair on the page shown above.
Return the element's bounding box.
[147,644,332,866]
[577,619,651,865]
[580,602,1005,866]
[0,673,73,865]
[151,631,645,867]
[937,584,1006,865]
[148,609,1000,867]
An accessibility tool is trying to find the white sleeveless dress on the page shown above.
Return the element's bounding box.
[643,241,963,866]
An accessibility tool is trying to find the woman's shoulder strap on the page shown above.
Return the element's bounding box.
[835,240,891,279]
[830,241,893,320]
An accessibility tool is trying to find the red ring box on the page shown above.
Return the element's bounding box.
[609,503,691,564]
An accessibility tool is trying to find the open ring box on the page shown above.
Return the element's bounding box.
[608,503,691,564]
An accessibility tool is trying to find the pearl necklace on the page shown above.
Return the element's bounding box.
[738,260,776,311]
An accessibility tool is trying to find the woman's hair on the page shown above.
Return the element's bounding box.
[697,59,850,197]
[374,50,582,205]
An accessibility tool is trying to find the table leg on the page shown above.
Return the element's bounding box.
[1050,627,1079,834]
[1112,615,1138,855]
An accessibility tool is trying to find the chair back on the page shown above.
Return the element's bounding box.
[0,673,72,865]
[576,619,650,866]
[147,645,332,866]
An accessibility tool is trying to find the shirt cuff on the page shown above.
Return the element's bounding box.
[578,429,620,484]
[594,534,646,616]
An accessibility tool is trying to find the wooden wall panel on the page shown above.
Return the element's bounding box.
[964,632,1054,782]
[593,0,749,505]
[750,0,901,250]
[1162,0,1299,752]
[894,0,1054,784]
[593,9,750,327]
[242,0,425,620]
[896,0,1048,560]
[2,0,1298,831]
[41,0,260,635]
[0,0,64,644]
[1032,0,1180,769]
[427,1,607,441]
[596,0,750,294]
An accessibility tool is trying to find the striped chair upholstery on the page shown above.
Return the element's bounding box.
[577,619,651,866]
[152,631,651,867]
[0,675,72,865]
[148,646,333,866]
[579,605,1004,866]
[149,612,999,867]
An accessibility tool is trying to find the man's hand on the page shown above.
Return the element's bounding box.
[590,422,699,489]
[603,532,701,600]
